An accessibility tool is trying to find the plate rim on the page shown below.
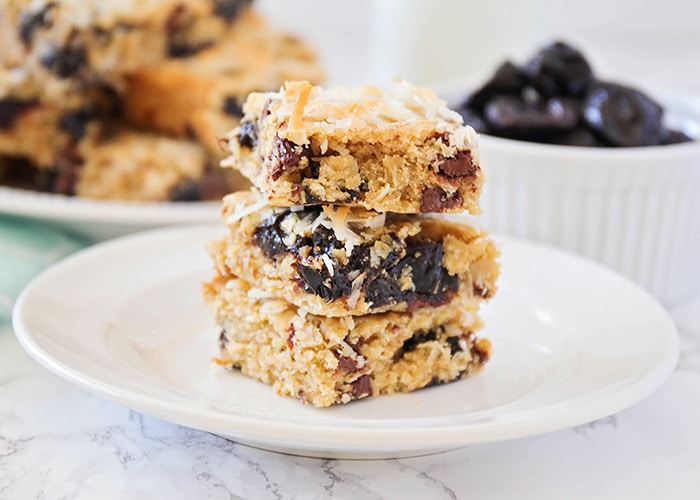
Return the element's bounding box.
[0,186,220,225]
[11,224,680,457]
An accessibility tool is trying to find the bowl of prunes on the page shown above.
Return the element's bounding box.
[446,41,700,305]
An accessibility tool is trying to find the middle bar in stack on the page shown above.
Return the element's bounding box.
[203,80,499,407]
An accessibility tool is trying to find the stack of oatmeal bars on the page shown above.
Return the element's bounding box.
[0,0,322,201]
[203,80,500,407]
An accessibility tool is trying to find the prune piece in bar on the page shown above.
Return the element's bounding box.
[168,40,214,58]
[252,211,289,259]
[213,0,254,21]
[168,178,202,201]
[165,5,214,57]
[18,2,57,45]
[237,120,258,148]
[462,61,528,112]
[583,82,663,147]
[58,109,94,141]
[165,4,190,33]
[296,231,456,308]
[40,41,87,79]
[401,239,457,296]
[523,41,594,98]
[45,144,83,196]
[296,264,333,300]
[0,99,37,129]
[222,96,244,118]
[400,328,439,354]
[268,136,311,181]
[272,223,455,306]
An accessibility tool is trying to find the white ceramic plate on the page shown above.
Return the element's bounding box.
[12,224,679,459]
[0,186,220,241]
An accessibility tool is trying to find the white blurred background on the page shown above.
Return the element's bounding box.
[257,0,700,95]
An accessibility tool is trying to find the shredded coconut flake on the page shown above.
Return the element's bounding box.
[317,206,362,253]
[247,287,272,299]
[346,273,366,309]
[226,197,269,225]
[321,253,335,276]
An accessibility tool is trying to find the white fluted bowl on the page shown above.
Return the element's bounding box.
[472,91,700,306]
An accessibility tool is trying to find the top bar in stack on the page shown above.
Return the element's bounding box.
[222,80,483,214]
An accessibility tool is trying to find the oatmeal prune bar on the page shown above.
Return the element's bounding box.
[202,272,491,408]
[0,102,229,201]
[211,190,499,317]
[222,80,484,214]
[0,67,241,201]
[72,128,217,201]
[123,9,324,157]
[0,97,88,169]
[0,0,253,102]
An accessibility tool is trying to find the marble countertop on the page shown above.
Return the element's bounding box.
[2,277,700,499]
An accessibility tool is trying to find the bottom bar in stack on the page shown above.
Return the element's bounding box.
[202,271,493,408]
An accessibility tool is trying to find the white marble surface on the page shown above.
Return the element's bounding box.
[2,294,700,499]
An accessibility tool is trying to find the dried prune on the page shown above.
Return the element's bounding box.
[168,41,213,58]
[270,136,309,180]
[583,82,663,147]
[49,144,83,195]
[484,95,579,138]
[401,328,439,354]
[462,61,528,112]
[213,0,253,21]
[254,210,458,310]
[455,41,692,147]
[18,2,57,45]
[523,41,594,98]
[296,264,333,299]
[269,136,310,180]
[168,178,201,201]
[58,108,94,141]
[0,99,37,128]
[222,96,243,117]
[40,42,87,78]
[253,211,289,259]
[238,120,258,148]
